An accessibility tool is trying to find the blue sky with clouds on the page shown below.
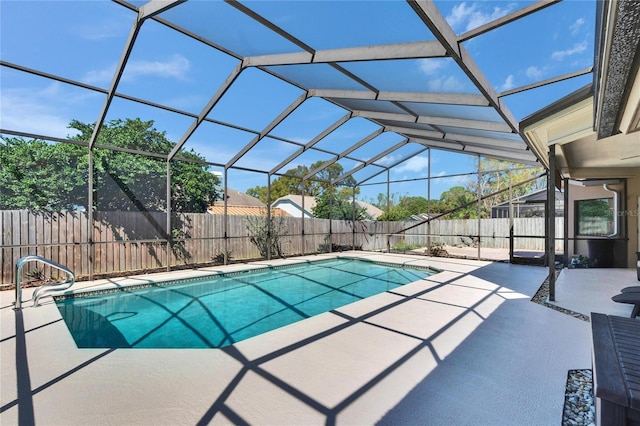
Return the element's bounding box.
[0,0,595,202]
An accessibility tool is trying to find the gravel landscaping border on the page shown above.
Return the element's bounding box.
[563,369,595,426]
[531,268,590,322]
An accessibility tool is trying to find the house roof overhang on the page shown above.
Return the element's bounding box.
[520,1,640,179]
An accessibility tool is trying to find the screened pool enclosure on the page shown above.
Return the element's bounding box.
[0,0,595,284]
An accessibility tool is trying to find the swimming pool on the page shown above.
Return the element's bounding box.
[55,258,435,349]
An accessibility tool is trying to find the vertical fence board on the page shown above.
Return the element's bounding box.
[0,212,6,283]
[2,210,568,285]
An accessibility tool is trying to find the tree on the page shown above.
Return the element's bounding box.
[372,194,442,221]
[438,186,478,219]
[247,165,311,204]
[467,158,544,217]
[0,118,221,212]
[312,192,367,220]
[0,137,87,211]
[246,161,357,204]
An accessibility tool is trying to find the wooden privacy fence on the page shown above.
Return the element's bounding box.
[0,210,561,285]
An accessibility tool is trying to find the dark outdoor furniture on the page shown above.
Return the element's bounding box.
[591,313,640,426]
[612,293,640,318]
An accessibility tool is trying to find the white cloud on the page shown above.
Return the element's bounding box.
[499,74,515,91]
[551,41,588,61]
[126,54,190,79]
[570,18,585,36]
[83,66,116,85]
[0,83,84,138]
[393,155,430,173]
[526,66,545,80]
[83,54,191,85]
[446,2,476,29]
[435,172,474,186]
[427,75,465,92]
[377,154,401,166]
[418,58,447,75]
[446,2,516,32]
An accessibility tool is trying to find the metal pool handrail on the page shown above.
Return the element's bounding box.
[14,255,76,310]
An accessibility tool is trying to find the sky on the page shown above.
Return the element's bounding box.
[0,0,596,203]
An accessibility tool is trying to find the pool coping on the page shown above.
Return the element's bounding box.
[52,255,440,301]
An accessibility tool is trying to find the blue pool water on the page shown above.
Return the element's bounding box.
[55,258,434,349]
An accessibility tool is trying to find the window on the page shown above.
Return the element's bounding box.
[576,198,614,236]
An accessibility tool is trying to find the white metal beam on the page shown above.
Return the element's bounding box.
[88,20,141,150]
[303,128,384,180]
[226,93,308,168]
[244,41,447,67]
[138,0,186,20]
[168,63,244,160]
[335,139,409,183]
[356,146,430,186]
[355,109,512,133]
[411,137,537,164]
[498,67,593,98]
[269,112,352,175]
[309,89,489,106]
[377,91,490,106]
[458,0,562,42]
[353,110,417,123]
[309,89,377,100]
[382,125,444,139]
[408,0,520,134]
[88,0,187,151]
[405,130,527,151]
[418,115,513,132]
[445,132,527,149]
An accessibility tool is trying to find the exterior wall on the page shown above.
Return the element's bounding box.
[566,171,640,268]
[627,170,640,267]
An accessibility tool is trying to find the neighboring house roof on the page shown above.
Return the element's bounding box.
[213,189,265,208]
[272,195,316,218]
[410,213,435,221]
[208,205,290,216]
[208,189,290,216]
[278,195,317,209]
[354,200,383,220]
[491,188,563,208]
[272,195,383,220]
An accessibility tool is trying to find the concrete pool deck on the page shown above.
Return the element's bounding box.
[1,252,636,425]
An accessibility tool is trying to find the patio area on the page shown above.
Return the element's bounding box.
[1,252,636,425]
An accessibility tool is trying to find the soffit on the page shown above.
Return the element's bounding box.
[523,95,640,176]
